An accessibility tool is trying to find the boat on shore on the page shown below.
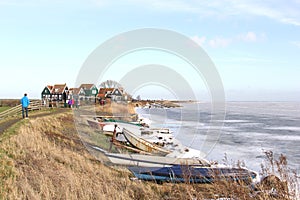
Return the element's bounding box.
[123,128,171,155]
[87,119,106,129]
[105,153,210,167]
[128,165,258,183]
[87,117,147,132]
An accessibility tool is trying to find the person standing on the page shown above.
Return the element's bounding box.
[21,93,30,118]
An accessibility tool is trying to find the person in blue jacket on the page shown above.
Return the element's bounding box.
[21,93,30,118]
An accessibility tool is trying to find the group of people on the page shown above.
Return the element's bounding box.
[20,93,80,119]
[67,98,75,108]
[67,98,80,108]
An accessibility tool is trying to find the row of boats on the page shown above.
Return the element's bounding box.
[87,117,259,184]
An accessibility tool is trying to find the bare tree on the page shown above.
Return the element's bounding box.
[99,80,122,89]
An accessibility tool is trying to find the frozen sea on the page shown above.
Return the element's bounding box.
[136,102,300,173]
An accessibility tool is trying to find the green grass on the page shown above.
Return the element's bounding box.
[0,107,10,113]
[0,119,26,142]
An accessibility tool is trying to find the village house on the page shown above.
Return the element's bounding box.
[51,84,68,102]
[41,82,132,107]
[41,83,68,107]
[97,88,114,104]
[111,88,124,101]
[79,84,98,102]
[97,87,131,103]
[69,87,84,99]
[41,85,53,100]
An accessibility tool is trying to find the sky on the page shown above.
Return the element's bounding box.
[1,0,300,101]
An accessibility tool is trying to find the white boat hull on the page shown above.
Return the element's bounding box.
[123,128,171,155]
[106,153,209,167]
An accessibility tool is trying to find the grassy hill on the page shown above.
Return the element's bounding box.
[0,107,297,199]
[0,111,161,199]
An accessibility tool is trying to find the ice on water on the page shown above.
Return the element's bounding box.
[136,102,300,172]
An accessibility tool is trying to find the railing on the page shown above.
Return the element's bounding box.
[0,100,43,119]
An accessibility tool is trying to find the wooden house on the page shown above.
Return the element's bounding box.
[41,83,68,107]
[111,88,123,101]
[68,88,81,98]
[97,88,114,99]
[51,84,68,102]
[41,85,53,100]
[79,84,98,96]
[97,87,131,102]
[79,84,98,102]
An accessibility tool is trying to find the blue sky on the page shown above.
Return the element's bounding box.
[1,0,300,101]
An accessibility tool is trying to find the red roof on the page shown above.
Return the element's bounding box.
[69,88,80,95]
[79,84,95,90]
[47,85,53,90]
[97,93,106,98]
[52,84,67,94]
[97,88,114,98]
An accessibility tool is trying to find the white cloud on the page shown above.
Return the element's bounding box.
[235,1,300,26]
[113,0,300,26]
[193,31,265,48]
[237,32,257,42]
[190,35,206,46]
[208,37,232,48]
[7,0,300,27]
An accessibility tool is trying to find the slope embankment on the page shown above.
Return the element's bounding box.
[1,111,212,199]
[0,106,294,199]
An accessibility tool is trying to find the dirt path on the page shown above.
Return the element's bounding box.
[0,109,69,135]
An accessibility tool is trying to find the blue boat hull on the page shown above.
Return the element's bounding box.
[129,165,257,183]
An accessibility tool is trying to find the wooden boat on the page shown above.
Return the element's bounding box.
[103,118,146,127]
[122,128,171,155]
[103,124,122,133]
[87,118,144,130]
[128,165,257,183]
[87,119,106,129]
[111,141,151,154]
[105,153,210,167]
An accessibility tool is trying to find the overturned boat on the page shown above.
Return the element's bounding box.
[128,165,258,184]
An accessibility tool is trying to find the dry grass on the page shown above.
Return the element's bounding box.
[0,112,299,199]
[0,113,161,199]
[96,102,137,119]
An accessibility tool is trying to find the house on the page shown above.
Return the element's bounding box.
[97,88,114,104]
[41,84,68,101]
[41,83,68,107]
[51,83,68,102]
[79,84,98,97]
[79,84,98,102]
[97,87,131,102]
[41,85,53,100]
[68,87,82,99]
[111,88,123,101]
[97,88,114,99]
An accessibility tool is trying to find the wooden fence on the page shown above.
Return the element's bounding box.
[0,100,43,119]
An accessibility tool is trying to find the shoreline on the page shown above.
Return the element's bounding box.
[1,102,297,198]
